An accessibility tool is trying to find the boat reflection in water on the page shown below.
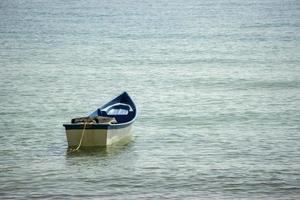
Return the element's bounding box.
[66,140,135,157]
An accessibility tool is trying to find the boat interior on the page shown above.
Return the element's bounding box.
[97,103,135,123]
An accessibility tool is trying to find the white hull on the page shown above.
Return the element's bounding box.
[66,125,133,147]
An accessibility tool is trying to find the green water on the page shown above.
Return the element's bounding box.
[0,0,300,199]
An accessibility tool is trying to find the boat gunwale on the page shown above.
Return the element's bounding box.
[63,121,133,130]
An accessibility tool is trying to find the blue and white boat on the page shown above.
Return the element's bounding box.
[63,92,137,147]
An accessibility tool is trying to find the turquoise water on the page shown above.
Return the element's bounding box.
[1,0,300,199]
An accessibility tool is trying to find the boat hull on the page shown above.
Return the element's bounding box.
[65,124,133,147]
[63,92,137,148]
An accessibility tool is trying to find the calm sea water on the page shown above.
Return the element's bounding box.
[1,0,300,199]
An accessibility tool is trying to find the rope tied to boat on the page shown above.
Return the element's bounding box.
[69,116,117,152]
[71,122,87,152]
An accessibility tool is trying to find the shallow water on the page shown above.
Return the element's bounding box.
[0,0,300,199]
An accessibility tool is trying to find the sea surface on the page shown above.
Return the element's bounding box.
[0,0,300,199]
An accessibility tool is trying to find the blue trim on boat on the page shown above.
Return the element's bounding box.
[63,122,131,130]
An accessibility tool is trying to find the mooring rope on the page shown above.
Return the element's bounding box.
[72,122,87,152]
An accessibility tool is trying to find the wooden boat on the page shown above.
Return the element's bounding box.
[63,92,137,148]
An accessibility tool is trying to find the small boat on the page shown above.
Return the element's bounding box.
[63,92,137,148]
